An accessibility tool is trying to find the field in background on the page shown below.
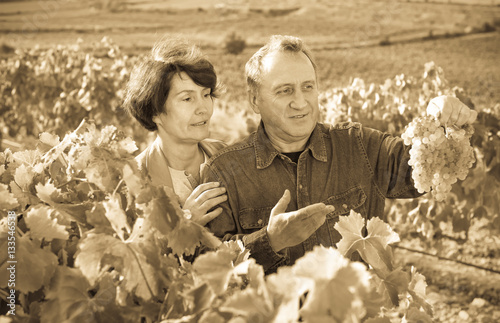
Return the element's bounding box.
[1,0,499,109]
[1,2,500,321]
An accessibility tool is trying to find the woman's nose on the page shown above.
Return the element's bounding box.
[196,96,212,115]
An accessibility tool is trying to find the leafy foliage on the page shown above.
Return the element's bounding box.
[1,37,498,322]
[1,119,434,322]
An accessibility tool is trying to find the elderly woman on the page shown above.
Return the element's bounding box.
[123,36,227,226]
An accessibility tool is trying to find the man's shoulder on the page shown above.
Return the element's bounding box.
[200,138,227,157]
[206,132,256,166]
[319,121,363,139]
[321,121,362,132]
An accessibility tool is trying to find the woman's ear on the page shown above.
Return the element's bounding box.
[152,114,162,126]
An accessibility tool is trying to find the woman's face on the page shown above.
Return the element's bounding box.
[156,72,214,144]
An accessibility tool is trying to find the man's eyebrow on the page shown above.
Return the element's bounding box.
[272,80,316,91]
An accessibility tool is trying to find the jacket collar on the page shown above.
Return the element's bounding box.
[254,122,327,169]
[137,137,225,188]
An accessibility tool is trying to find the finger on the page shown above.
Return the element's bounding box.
[199,194,228,213]
[295,203,334,219]
[201,208,223,226]
[448,101,464,126]
[271,189,291,217]
[426,97,442,119]
[466,109,478,125]
[195,186,226,204]
[427,95,449,121]
[190,182,220,199]
[454,105,472,127]
[300,211,327,234]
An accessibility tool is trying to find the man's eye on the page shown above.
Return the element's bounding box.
[278,88,292,95]
[304,84,315,91]
[204,93,211,98]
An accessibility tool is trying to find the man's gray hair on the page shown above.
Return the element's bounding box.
[245,35,317,95]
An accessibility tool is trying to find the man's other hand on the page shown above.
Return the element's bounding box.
[427,95,477,127]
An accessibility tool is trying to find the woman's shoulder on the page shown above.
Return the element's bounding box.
[135,145,150,170]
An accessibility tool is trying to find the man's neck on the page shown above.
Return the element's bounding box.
[266,131,310,153]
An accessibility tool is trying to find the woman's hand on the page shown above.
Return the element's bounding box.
[182,182,227,226]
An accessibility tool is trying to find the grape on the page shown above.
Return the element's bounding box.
[402,115,475,202]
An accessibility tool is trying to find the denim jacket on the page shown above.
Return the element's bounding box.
[203,122,422,274]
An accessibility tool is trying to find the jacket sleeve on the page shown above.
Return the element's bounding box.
[202,162,286,273]
[359,125,424,199]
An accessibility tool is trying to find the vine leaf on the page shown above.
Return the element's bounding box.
[25,205,69,241]
[220,287,274,322]
[118,137,139,155]
[40,267,123,323]
[122,161,154,204]
[36,181,65,204]
[404,307,433,323]
[266,266,304,322]
[142,187,221,256]
[14,164,35,191]
[335,210,399,273]
[103,196,131,241]
[167,217,221,257]
[12,149,42,167]
[84,157,121,193]
[75,232,164,301]
[291,246,371,323]
[35,181,91,224]
[0,235,57,294]
[192,247,236,296]
[182,283,215,315]
[408,266,433,315]
[0,182,18,210]
[377,267,409,306]
[39,132,61,147]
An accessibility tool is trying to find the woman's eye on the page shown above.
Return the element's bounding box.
[183,97,192,102]
[204,93,211,98]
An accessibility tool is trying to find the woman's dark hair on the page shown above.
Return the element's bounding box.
[123,36,221,131]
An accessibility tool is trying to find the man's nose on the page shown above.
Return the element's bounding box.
[290,89,307,110]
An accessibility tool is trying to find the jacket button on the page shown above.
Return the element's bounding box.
[257,219,263,225]
[342,204,348,209]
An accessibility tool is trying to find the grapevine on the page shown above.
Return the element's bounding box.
[0,120,433,322]
[401,116,475,201]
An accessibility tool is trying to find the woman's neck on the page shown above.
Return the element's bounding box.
[156,132,203,175]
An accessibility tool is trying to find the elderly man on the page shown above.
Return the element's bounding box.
[203,35,477,274]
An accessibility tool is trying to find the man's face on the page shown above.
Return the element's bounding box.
[251,50,319,150]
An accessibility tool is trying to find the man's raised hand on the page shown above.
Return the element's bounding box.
[266,189,335,253]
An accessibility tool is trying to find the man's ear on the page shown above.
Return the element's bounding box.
[248,90,260,114]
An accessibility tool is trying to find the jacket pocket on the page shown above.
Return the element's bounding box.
[321,185,367,244]
[239,206,274,231]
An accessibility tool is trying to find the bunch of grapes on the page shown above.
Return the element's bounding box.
[401,115,475,201]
